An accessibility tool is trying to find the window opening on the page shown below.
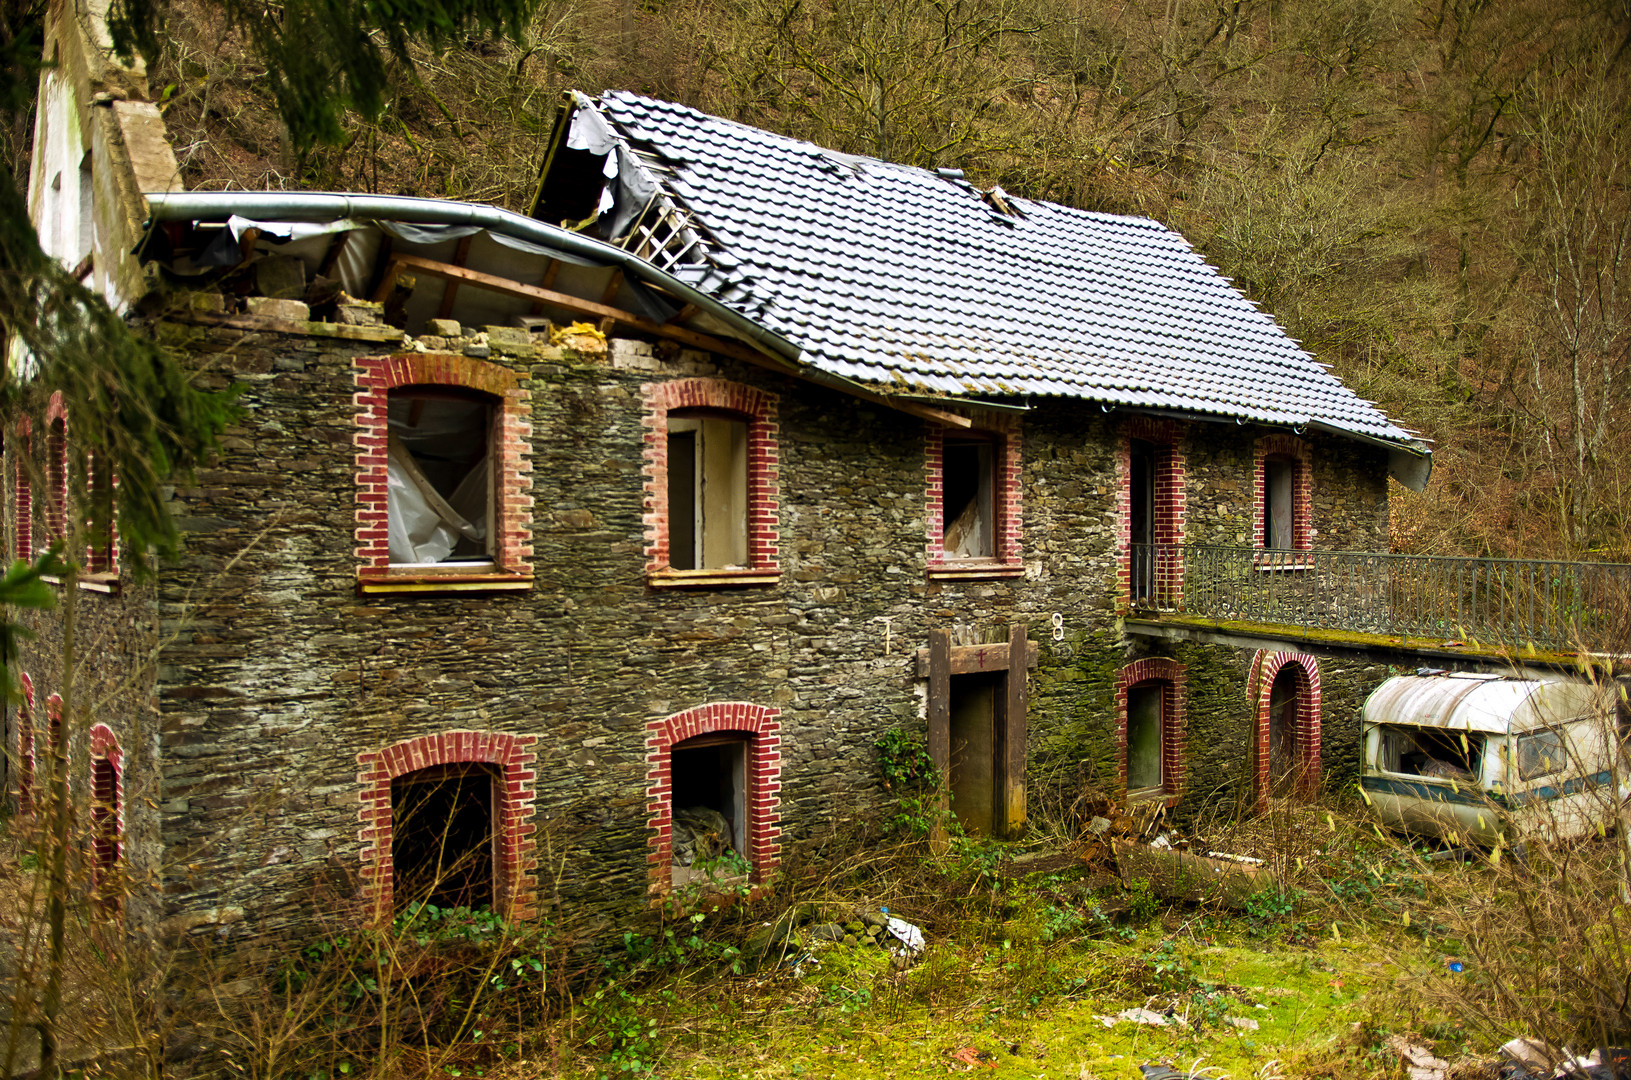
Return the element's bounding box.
[15,702,33,816]
[1376,726,1484,781]
[666,412,747,571]
[1129,439,1156,600]
[1517,729,1566,781]
[1126,681,1164,794]
[390,764,496,911]
[1264,456,1294,550]
[386,389,494,566]
[949,672,1003,835]
[90,756,119,902]
[670,734,748,884]
[941,437,995,559]
[1268,667,1298,792]
[46,416,66,543]
[86,453,115,575]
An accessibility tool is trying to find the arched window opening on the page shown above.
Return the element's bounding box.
[390,763,498,912]
[670,732,749,883]
[90,756,120,903]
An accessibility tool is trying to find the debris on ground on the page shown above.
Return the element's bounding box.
[1094,1006,1174,1028]
[1386,1034,1451,1080]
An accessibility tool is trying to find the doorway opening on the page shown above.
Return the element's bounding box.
[391,763,496,912]
[1130,438,1155,602]
[1126,681,1165,796]
[671,734,748,885]
[949,672,1005,836]
[1267,667,1299,794]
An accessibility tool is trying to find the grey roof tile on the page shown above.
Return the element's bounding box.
[589,91,1418,446]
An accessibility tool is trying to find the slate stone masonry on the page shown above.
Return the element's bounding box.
[5,318,1398,945]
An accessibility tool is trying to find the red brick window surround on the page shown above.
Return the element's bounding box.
[88,723,124,905]
[925,418,1023,580]
[44,392,67,546]
[641,378,780,587]
[356,730,539,920]
[354,354,533,593]
[1250,650,1322,805]
[1114,657,1187,804]
[14,673,34,817]
[1118,417,1186,610]
[1254,434,1313,557]
[15,416,32,562]
[645,702,782,891]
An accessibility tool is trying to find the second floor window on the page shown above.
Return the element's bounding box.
[386,388,496,566]
[666,412,748,571]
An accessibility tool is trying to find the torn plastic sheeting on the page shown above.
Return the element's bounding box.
[386,436,486,564]
[884,916,924,954]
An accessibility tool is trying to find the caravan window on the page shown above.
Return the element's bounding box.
[1375,726,1484,782]
[1517,729,1565,781]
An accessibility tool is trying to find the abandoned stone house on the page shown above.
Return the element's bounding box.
[6,3,1434,943]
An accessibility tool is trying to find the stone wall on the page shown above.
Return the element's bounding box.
[8,317,1404,945]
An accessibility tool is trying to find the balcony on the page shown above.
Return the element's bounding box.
[1128,544,1631,657]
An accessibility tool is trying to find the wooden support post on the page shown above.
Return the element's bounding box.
[1002,622,1029,837]
[928,628,951,854]
[435,234,474,318]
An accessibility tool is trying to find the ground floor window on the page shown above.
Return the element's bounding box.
[357,731,539,921]
[670,735,748,884]
[1115,657,1187,802]
[646,702,782,892]
[391,764,497,912]
[87,723,123,911]
[1252,651,1322,804]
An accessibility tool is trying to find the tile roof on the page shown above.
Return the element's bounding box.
[585,91,1420,448]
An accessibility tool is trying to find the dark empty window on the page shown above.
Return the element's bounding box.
[1264,456,1295,551]
[942,437,995,559]
[666,413,748,571]
[670,735,747,883]
[387,389,494,565]
[391,765,496,911]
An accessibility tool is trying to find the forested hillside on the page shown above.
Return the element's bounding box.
[136,0,1631,557]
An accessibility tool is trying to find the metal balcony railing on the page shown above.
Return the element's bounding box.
[1129,544,1631,653]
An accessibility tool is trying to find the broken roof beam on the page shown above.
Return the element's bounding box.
[377,252,971,429]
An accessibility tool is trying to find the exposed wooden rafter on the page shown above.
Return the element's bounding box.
[373,252,972,429]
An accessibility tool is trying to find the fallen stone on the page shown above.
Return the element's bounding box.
[245,296,311,321]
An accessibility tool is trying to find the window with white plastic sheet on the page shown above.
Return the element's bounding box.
[386,388,495,566]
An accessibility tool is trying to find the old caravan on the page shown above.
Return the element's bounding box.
[1360,673,1624,844]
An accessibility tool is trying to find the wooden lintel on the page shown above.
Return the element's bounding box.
[914,639,1039,678]
[435,235,475,319]
[383,252,974,430]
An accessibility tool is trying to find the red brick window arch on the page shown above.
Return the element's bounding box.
[1251,651,1322,804]
[646,702,782,890]
[15,416,32,562]
[356,730,539,920]
[925,416,1024,580]
[14,673,35,816]
[1254,434,1312,555]
[1115,657,1187,803]
[354,354,533,591]
[641,378,780,587]
[44,392,67,546]
[88,723,124,907]
[1119,417,1186,610]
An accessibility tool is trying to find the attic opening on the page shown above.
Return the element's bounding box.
[666,411,748,571]
[391,764,496,912]
[942,435,995,559]
[387,388,494,566]
[1375,726,1484,782]
[670,734,747,884]
[533,144,610,229]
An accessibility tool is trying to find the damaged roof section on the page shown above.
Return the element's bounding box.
[533,91,1428,462]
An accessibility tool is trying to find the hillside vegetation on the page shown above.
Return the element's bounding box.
[147,0,1631,559]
